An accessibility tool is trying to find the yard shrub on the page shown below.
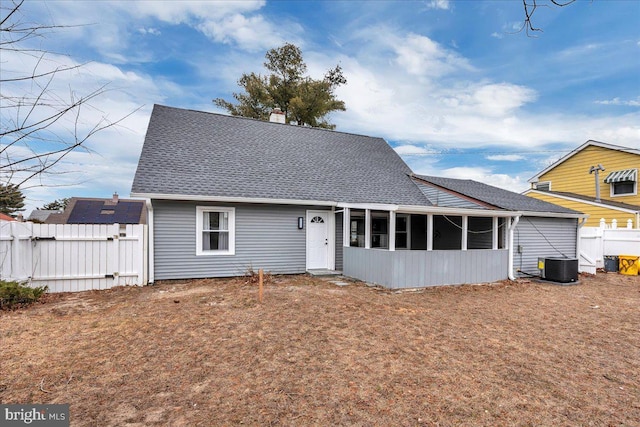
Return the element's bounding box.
[0,280,48,310]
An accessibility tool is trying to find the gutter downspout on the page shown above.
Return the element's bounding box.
[146,199,154,284]
[507,215,521,280]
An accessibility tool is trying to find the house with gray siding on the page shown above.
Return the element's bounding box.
[131,104,584,288]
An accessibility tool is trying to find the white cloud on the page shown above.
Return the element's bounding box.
[332,38,639,150]
[394,33,472,77]
[39,0,291,54]
[394,145,430,155]
[595,97,640,107]
[486,154,525,161]
[439,167,528,193]
[426,0,450,10]
[196,13,286,51]
[138,27,161,36]
[445,82,538,117]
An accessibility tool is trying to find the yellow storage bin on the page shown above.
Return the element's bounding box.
[619,255,639,275]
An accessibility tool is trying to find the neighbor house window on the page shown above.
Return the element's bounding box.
[605,169,637,197]
[611,181,636,196]
[196,206,235,255]
[534,181,551,191]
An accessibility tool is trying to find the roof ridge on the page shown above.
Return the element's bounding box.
[152,104,383,141]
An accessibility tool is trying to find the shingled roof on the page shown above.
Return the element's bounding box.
[131,105,429,206]
[412,175,581,215]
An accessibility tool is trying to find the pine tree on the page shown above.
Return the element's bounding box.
[214,43,346,130]
[0,184,25,216]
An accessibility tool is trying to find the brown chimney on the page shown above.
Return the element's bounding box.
[112,192,119,204]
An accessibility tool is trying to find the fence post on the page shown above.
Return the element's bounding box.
[627,219,633,229]
[111,224,120,287]
[599,218,606,229]
[10,222,20,280]
[612,219,617,230]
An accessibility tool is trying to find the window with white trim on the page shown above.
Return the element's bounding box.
[196,206,235,255]
[611,181,636,196]
[605,168,637,197]
[534,181,551,191]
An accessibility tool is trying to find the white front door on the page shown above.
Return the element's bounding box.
[306,211,330,269]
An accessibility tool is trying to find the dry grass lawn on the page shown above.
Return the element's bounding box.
[1,272,639,426]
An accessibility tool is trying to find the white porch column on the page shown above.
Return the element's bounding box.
[507,215,521,280]
[462,216,468,250]
[343,207,350,247]
[365,209,371,249]
[492,217,499,250]
[389,210,396,251]
[427,214,433,251]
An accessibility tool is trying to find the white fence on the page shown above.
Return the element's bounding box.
[1,222,147,293]
[579,219,640,274]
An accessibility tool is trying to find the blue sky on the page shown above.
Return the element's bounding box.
[4,0,640,213]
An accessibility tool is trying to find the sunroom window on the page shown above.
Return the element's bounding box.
[395,214,409,249]
[371,211,389,249]
[349,209,365,247]
[196,206,235,255]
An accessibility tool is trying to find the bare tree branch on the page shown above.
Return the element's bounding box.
[520,0,577,36]
[0,0,138,191]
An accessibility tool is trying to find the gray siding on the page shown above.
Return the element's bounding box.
[344,247,509,289]
[153,200,320,280]
[335,212,343,270]
[514,216,577,276]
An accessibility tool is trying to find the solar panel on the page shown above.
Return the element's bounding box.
[67,200,144,224]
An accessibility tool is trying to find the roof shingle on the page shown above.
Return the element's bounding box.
[413,175,581,214]
[132,105,429,205]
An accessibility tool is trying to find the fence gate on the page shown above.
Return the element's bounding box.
[1,222,147,293]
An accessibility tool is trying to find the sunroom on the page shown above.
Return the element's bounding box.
[338,205,520,289]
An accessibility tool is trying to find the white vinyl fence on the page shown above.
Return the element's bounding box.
[579,219,640,274]
[1,222,147,293]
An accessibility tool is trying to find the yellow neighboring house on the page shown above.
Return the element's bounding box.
[525,140,640,228]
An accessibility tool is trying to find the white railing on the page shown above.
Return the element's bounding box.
[579,218,640,274]
[1,222,147,293]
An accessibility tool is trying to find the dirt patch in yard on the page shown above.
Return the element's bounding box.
[1,273,639,426]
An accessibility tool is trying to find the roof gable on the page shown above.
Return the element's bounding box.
[132,105,428,206]
[529,140,640,183]
[413,175,580,214]
[27,209,60,222]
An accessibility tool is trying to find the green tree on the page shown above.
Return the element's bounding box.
[0,184,25,216]
[214,43,346,129]
[41,198,70,211]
